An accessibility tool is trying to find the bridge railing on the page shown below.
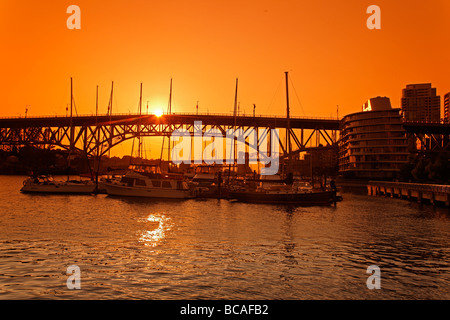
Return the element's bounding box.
[3,113,449,124]
[402,119,449,125]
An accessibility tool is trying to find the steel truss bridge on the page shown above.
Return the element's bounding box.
[1,113,449,169]
[0,113,340,161]
[403,122,450,154]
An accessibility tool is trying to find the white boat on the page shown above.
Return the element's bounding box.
[102,82,195,199]
[21,175,96,194]
[103,167,195,199]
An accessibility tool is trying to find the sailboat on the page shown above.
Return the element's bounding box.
[103,82,196,199]
[228,72,337,206]
[21,78,96,194]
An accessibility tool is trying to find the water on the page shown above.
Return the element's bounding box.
[0,176,449,300]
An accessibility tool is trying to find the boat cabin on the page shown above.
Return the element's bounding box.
[119,173,189,190]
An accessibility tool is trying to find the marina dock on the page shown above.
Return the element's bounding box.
[367,181,450,207]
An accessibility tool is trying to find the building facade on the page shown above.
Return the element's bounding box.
[444,92,450,124]
[339,97,409,179]
[401,83,440,122]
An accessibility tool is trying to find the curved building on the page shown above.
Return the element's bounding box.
[339,97,409,179]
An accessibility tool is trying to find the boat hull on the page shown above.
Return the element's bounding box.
[104,183,194,199]
[228,190,337,206]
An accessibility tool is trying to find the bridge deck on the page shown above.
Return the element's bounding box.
[0,113,340,130]
[402,122,450,134]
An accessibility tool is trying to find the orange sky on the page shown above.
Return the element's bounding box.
[0,0,449,155]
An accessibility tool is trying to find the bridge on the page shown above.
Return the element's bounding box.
[403,121,450,153]
[2,112,447,164]
[0,113,340,161]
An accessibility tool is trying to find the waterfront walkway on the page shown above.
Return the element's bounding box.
[368,181,450,206]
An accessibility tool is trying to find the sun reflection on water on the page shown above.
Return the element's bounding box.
[139,214,171,247]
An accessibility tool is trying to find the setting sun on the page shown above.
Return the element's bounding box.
[154,109,164,117]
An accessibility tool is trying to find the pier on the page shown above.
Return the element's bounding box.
[367,181,450,207]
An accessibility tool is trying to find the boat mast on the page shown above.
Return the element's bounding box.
[168,78,172,162]
[95,85,100,191]
[108,81,114,159]
[233,78,238,137]
[160,79,173,168]
[285,71,292,178]
[168,78,172,115]
[68,77,74,181]
[228,78,238,181]
[138,82,143,161]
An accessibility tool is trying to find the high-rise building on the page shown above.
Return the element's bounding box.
[444,92,450,124]
[339,97,408,179]
[401,83,440,122]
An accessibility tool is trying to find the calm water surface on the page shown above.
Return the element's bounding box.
[0,176,449,299]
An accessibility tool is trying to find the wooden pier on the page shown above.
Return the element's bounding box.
[367,181,450,207]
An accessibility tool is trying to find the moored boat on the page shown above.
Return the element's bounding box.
[228,186,337,206]
[21,175,96,194]
[103,165,196,199]
[20,78,96,195]
[189,164,226,198]
[227,72,338,206]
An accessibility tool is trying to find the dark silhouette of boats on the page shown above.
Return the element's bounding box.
[227,72,339,206]
[21,175,95,194]
[228,188,337,206]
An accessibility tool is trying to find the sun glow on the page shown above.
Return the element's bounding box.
[154,109,164,117]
